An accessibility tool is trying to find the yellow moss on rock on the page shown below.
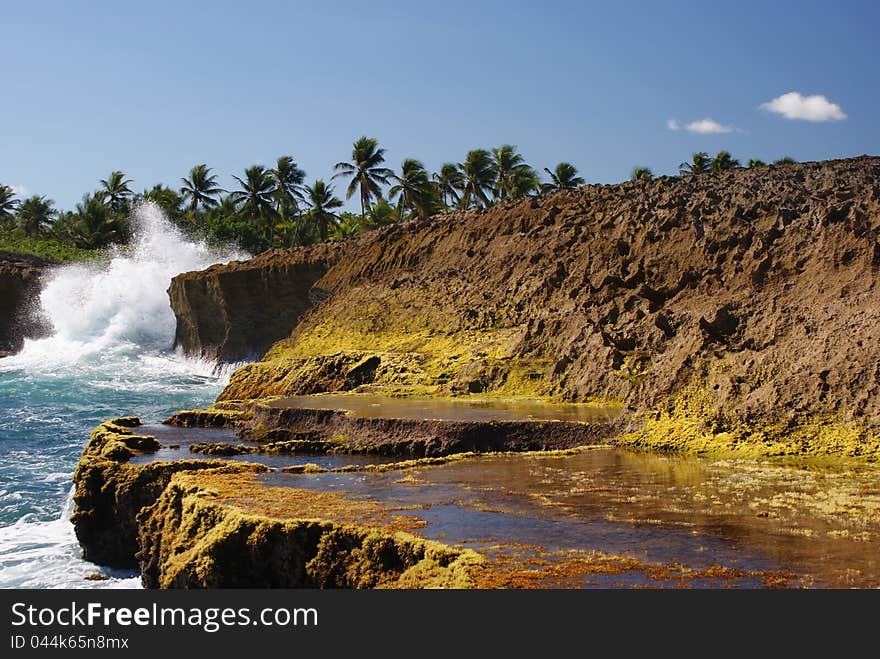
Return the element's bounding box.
[137,472,485,588]
[218,287,566,402]
[331,445,610,473]
[616,382,880,461]
[163,406,251,428]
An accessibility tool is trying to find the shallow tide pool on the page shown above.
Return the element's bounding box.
[256,447,880,588]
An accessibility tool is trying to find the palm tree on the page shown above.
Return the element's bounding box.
[269,156,307,212]
[631,167,653,182]
[491,145,536,200]
[203,194,238,234]
[99,171,133,211]
[49,211,77,242]
[505,166,540,198]
[747,159,766,168]
[366,198,397,227]
[231,165,275,240]
[774,157,797,165]
[141,185,183,218]
[333,136,393,219]
[331,213,364,241]
[16,195,55,236]
[207,194,238,226]
[710,151,740,172]
[304,180,343,242]
[433,163,464,209]
[389,159,435,221]
[203,195,265,252]
[180,164,223,212]
[0,185,19,227]
[67,194,121,249]
[679,152,711,175]
[541,162,585,193]
[458,149,496,208]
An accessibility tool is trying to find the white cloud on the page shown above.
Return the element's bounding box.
[667,117,735,134]
[10,184,28,196]
[684,118,733,134]
[760,92,846,122]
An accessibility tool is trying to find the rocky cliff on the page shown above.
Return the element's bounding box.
[0,252,53,355]
[169,157,880,458]
[168,243,340,362]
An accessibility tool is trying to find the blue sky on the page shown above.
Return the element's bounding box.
[2,0,877,210]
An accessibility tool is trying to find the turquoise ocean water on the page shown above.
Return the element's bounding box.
[0,204,245,588]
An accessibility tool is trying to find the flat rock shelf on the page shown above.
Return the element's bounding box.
[70,398,880,588]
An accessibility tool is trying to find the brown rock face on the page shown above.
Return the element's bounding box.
[0,252,54,353]
[167,243,340,362]
[242,404,613,456]
[169,157,880,430]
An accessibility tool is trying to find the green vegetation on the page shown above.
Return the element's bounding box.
[542,162,585,192]
[631,167,653,181]
[0,233,100,263]
[679,151,796,176]
[0,186,17,225]
[389,159,437,221]
[333,136,394,220]
[180,164,223,213]
[458,148,496,208]
[1,143,799,260]
[491,145,539,200]
[710,150,740,171]
[302,180,343,242]
[679,152,711,175]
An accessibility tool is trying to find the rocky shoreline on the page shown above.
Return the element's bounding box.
[69,156,880,587]
[0,252,54,355]
[168,157,880,460]
[73,413,875,588]
[71,417,528,587]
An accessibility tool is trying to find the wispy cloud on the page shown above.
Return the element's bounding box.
[10,184,28,196]
[760,92,846,122]
[667,117,734,134]
[685,118,733,134]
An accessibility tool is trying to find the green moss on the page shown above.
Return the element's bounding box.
[85,418,159,461]
[615,382,880,461]
[72,419,269,568]
[613,351,651,385]
[137,472,484,588]
[330,445,610,473]
[218,284,575,403]
[163,406,251,428]
[281,464,329,474]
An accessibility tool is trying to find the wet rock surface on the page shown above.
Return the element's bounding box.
[71,418,880,588]
[243,403,614,456]
[0,252,54,353]
[72,419,483,587]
